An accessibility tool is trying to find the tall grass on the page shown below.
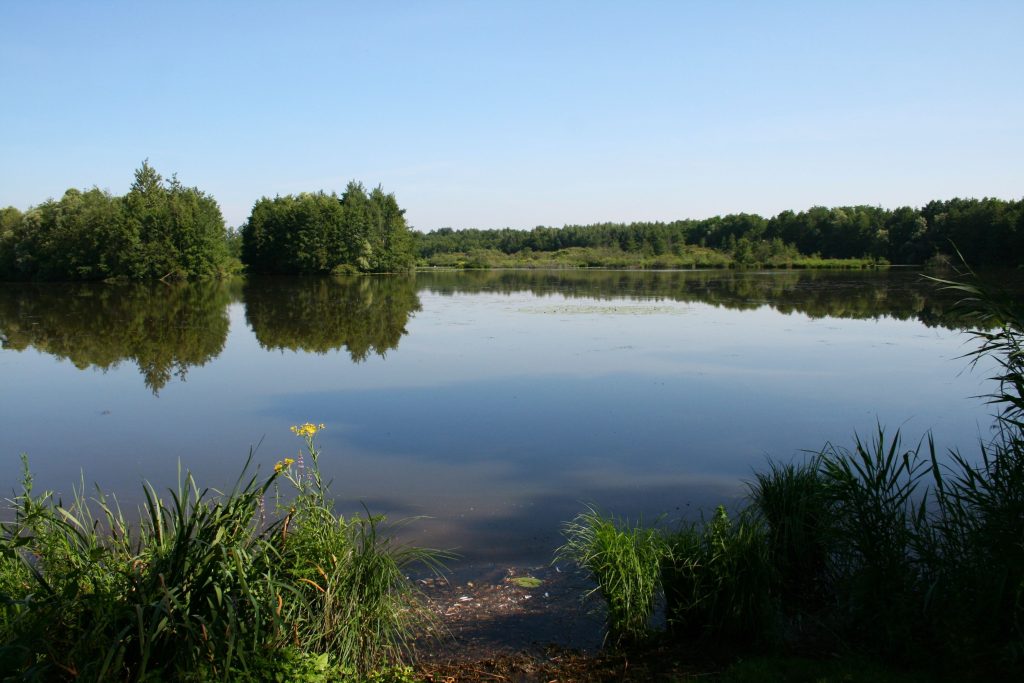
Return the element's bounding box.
[662,506,775,644]
[819,429,927,651]
[0,424,443,681]
[919,273,1024,672]
[556,507,665,644]
[747,456,832,614]
[922,433,1024,672]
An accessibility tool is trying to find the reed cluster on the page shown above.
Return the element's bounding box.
[0,424,441,682]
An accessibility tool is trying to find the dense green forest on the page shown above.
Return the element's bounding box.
[0,163,232,281]
[0,170,415,281]
[416,197,1024,268]
[240,183,415,274]
[4,173,1020,279]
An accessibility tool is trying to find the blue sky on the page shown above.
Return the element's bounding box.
[1,1,1021,230]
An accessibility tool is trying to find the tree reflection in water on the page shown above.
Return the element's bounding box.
[0,269,998,393]
[0,281,237,393]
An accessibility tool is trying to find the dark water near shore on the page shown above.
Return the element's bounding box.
[0,269,1009,566]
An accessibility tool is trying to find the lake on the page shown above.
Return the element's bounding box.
[0,269,1005,567]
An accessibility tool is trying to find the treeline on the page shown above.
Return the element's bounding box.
[240,183,415,274]
[417,197,1024,267]
[0,167,416,281]
[0,163,231,281]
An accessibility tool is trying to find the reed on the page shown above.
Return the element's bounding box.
[920,271,1024,672]
[662,506,775,644]
[747,455,833,613]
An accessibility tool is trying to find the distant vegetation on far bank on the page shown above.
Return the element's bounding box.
[3,173,1021,280]
[415,197,1024,270]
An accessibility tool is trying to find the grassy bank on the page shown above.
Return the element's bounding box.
[418,245,883,270]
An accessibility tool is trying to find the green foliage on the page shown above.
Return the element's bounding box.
[0,207,23,276]
[272,424,443,677]
[241,183,415,275]
[0,162,231,282]
[747,457,832,613]
[662,506,775,644]
[922,434,1024,675]
[818,429,926,650]
[556,508,665,644]
[0,454,278,680]
[915,272,1024,673]
[419,244,736,269]
[0,425,442,681]
[416,197,1024,267]
[935,272,1024,428]
[122,162,230,280]
[208,648,422,682]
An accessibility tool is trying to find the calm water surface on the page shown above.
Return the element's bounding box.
[0,269,1006,565]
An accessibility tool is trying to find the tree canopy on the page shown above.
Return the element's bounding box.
[0,162,231,281]
[415,197,1024,267]
[240,182,415,274]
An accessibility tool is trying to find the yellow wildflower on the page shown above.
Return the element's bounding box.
[273,458,295,473]
[290,422,325,438]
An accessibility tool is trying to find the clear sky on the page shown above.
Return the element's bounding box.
[1,1,1021,231]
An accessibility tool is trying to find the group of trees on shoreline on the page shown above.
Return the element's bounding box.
[417,197,1024,268]
[2,162,1021,281]
[240,183,415,275]
[0,163,230,281]
[0,166,415,281]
